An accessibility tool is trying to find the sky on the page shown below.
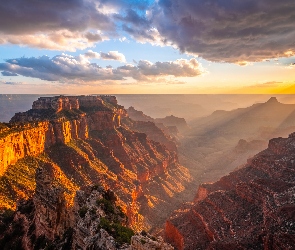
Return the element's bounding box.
[0,0,295,94]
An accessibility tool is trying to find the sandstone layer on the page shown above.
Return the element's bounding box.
[0,95,191,232]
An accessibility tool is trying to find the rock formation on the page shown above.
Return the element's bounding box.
[155,116,188,133]
[0,177,174,249]
[127,107,154,123]
[0,95,191,233]
[127,106,187,135]
[165,133,295,249]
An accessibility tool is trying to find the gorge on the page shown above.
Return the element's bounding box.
[0,95,295,249]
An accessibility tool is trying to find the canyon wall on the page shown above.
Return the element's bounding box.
[0,96,123,176]
[165,134,295,249]
[0,95,191,233]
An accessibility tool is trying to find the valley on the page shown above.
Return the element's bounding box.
[0,95,295,249]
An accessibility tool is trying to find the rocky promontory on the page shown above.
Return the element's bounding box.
[0,95,191,235]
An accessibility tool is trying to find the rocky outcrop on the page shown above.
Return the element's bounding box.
[1,96,125,176]
[32,96,79,111]
[131,233,173,250]
[0,122,48,175]
[234,139,267,153]
[125,120,178,152]
[33,163,76,241]
[0,95,191,233]
[165,134,295,249]
[0,178,174,250]
[127,107,154,123]
[127,106,187,135]
[155,116,188,133]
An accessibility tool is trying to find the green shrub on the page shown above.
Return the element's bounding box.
[78,206,88,218]
[96,198,114,214]
[98,217,134,245]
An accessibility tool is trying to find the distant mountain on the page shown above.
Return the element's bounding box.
[178,97,295,185]
[127,106,189,137]
[188,97,295,140]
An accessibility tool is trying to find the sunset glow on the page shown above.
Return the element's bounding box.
[0,0,294,94]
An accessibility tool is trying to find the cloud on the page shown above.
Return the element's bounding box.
[0,0,115,50]
[84,50,126,62]
[0,31,106,51]
[0,0,113,34]
[0,0,156,51]
[118,0,295,63]
[1,71,18,76]
[0,54,204,83]
[84,50,101,59]
[100,51,126,62]
[0,80,21,85]
[2,0,295,64]
[131,58,203,78]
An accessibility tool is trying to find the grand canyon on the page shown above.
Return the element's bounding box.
[0,94,294,249]
[1,1,295,249]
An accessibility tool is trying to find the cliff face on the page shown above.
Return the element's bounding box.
[0,170,173,250]
[165,134,295,249]
[126,106,187,136]
[0,95,191,232]
[155,115,188,133]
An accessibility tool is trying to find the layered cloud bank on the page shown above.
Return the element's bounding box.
[1,0,295,63]
[149,0,295,63]
[0,55,203,84]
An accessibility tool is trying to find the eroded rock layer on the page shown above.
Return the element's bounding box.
[0,95,191,232]
[165,134,295,249]
[0,168,173,250]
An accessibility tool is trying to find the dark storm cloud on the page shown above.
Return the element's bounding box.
[0,0,156,50]
[0,55,203,83]
[147,0,295,62]
[1,71,18,76]
[0,0,118,50]
[115,9,150,28]
[0,0,113,35]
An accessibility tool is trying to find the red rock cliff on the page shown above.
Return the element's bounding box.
[0,95,191,232]
[165,134,295,249]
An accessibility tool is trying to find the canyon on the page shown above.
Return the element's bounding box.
[1,95,295,249]
[0,95,192,249]
[165,133,295,249]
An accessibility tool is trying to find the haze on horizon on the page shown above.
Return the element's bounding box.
[0,0,295,94]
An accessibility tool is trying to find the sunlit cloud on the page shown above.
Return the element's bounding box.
[84,50,126,62]
[0,0,115,50]
[0,54,204,84]
[100,51,126,62]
